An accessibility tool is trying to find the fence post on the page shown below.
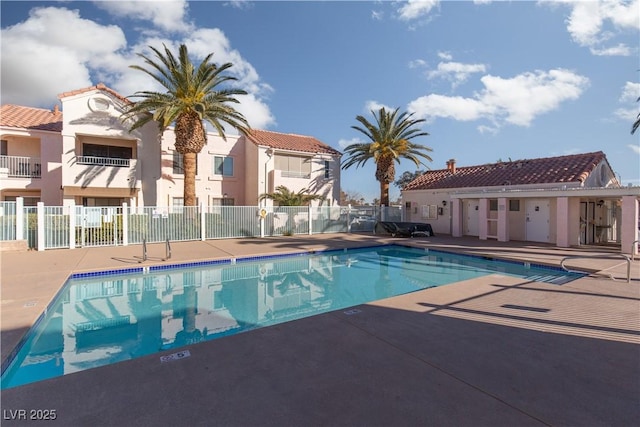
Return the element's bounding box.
[380,204,386,222]
[200,202,206,241]
[308,205,313,235]
[36,202,45,251]
[122,202,129,246]
[69,200,76,249]
[347,204,351,233]
[16,197,24,240]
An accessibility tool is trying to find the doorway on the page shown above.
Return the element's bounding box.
[525,199,549,242]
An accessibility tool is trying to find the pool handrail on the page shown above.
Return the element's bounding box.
[632,240,639,261]
[140,238,171,262]
[560,254,632,283]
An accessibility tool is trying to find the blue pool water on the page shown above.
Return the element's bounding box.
[1,245,582,389]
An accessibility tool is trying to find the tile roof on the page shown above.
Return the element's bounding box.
[403,151,608,191]
[58,83,131,104]
[245,129,341,156]
[0,104,63,132]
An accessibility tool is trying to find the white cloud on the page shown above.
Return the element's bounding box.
[94,0,192,33]
[628,144,640,155]
[613,81,640,122]
[618,81,640,103]
[408,94,489,122]
[546,0,639,56]
[338,137,364,150]
[0,5,276,130]
[408,68,590,130]
[0,7,126,106]
[408,59,427,69]
[224,1,254,10]
[364,100,394,114]
[371,10,384,20]
[234,93,275,131]
[427,61,487,88]
[437,51,453,61]
[397,0,439,21]
[590,43,633,56]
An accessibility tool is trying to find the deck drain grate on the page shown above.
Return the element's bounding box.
[160,350,191,363]
[23,301,37,307]
[344,308,362,315]
[501,304,550,313]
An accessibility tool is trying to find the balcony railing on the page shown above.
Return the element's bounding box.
[76,156,131,167]
[280,170,311,179]
[0,155,41,178]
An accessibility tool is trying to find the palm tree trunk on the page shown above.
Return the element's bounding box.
[380,181,390,206]
[183,152,197,207]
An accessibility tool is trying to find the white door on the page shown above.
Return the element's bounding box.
[525,199,550,242]
[465,200,479,236]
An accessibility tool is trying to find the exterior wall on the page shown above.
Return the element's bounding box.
[0,130,63,205]
[583,161,619,188]
[248,139,340,208]
[158,131,244,207]
[2,91,340,209]
[508,199,526,241]
[59,90,157,207]
[243,138,260,205]
[400,185,609,245]
[401,189,451,234]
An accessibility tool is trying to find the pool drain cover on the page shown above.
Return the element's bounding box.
[160,350,191,363]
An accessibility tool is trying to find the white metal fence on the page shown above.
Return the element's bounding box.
[0,199,404,251]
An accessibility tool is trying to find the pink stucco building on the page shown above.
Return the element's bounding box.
[401,154,639,254]
[0,84,341,209]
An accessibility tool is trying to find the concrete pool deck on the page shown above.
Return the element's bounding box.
[1,234,639,426]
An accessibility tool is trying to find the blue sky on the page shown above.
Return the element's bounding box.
[1,0,639,202]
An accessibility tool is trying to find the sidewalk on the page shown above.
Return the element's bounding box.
[1,234,639,426]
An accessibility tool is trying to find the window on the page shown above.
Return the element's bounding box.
[82,197,124,207]
[0,140,7,156]
[213,156,234,176]
[171,197,184,213]
[421,205,438,219]
[274,154,311,178]
[489,200,498,211]
[212,197,235,207]
[4,196,39,206]
[324,160,330,179]
[83,143,132,159]
[509,200,520,211]
[172,152,198,175]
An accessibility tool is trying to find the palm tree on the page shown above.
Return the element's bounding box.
[342,107,433,206]
[259,186,324,235]
[632,96,640,135]
[259,185,324,206]
[123,44,250,206]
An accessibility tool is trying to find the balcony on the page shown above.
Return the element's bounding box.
[76,156,131,167]
[0,155,41,178]
[280,170,311,179]
[65,156,139,189]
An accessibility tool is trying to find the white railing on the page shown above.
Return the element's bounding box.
[0,155,42,178]
[5,201,402,250]
[280,170,311,179]
[0,201,17,240]
[76,156,131,167]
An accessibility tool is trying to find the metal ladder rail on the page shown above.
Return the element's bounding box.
[140,238,170,262]
[632,240,639,261]
[142,238,148,262]
[165,238,172,261]
[560,254,633,283]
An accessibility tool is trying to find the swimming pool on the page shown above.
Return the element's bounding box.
[1,244,583,389]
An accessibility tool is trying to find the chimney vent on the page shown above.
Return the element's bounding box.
[52,105,59,114]
[448,158,456,174]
